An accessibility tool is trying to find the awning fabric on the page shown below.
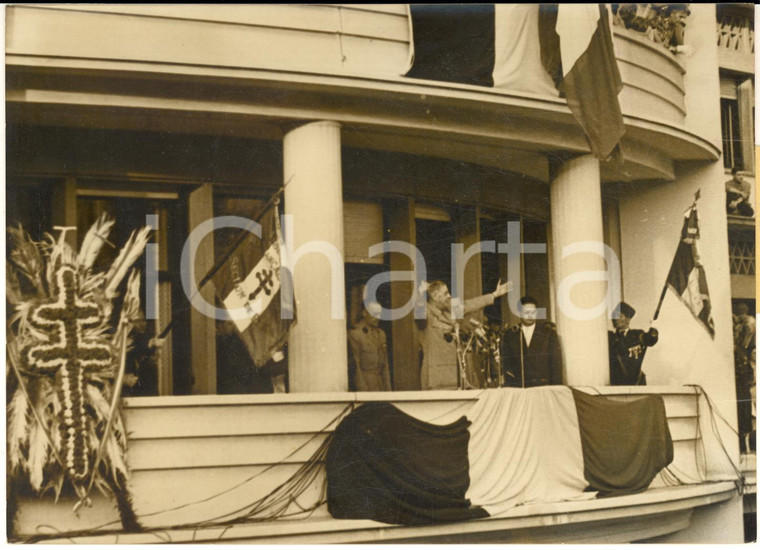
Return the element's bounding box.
[326,387,673,525]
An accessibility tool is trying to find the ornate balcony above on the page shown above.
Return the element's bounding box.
[613,27,686,126]
[716,5,755,74]
[6,4,719,183]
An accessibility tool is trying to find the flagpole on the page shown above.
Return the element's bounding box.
[156,184,287,341]
[196,184,287,291]
[651,189,701,323]
[652,285,669,322]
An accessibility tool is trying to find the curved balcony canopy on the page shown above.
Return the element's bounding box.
[6,4,720,183]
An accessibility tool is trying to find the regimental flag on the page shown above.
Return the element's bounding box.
[212,203,295,367]
[405,4,624,160]
[665,201,716,339]
[327,388,673,524]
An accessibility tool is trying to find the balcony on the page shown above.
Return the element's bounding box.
[11,387,744,543]
[7,5,687,128]
[613,26,686,126]
[6,4,718,185]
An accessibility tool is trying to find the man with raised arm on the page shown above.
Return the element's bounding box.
[417,279,511,390]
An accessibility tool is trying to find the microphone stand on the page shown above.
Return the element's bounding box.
[495,327,503,388]
[519,326,526,389]
[453,323,474,390]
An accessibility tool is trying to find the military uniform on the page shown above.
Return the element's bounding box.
[417,294,495,390]
[348,319,391,392]
[501,321,562,388]
[608,328,659,385]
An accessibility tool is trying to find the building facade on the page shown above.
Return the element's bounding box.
[5,4,755,543]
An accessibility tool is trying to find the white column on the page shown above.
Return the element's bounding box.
[283,121,348,393]
[550,155,609,386]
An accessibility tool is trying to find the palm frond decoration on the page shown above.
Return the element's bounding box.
[114,269,142,345]
[104,227,151,299]
[7,218,151,534]
[8,386,30,475]
[44,228,76,288]
[77,213,115,270]
[27,410,50,492]
[7,224,46,297]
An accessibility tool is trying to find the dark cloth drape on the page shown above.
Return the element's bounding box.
[405,4,495,87]
[326,402,487,525]
[571,389,674,496]
[537,4,562,89]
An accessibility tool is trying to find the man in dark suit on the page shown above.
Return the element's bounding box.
[501,296,563,388]
[608,301,659,386]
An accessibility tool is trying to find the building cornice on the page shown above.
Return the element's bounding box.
[7,56,721,183]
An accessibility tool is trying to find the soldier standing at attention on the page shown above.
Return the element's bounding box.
[348,302,392,392]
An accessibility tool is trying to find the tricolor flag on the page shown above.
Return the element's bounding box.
[212,202,295,367]
[327,387,673,524]
[541,4,625,159]
[405,4,624,159]
[664,200,716,339]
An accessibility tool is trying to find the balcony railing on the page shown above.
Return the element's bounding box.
[730,238,756,276]
[716,8,754,73]
[11,387,744,543]
[718,12,755,55]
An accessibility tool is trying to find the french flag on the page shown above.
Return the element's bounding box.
[664,201,716,339]
[326,387,673,524]
[405,4,625,160]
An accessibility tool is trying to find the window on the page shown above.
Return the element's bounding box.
[721,97,743,170]
[720,75,755,172]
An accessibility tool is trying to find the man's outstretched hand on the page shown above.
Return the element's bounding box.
[493,279,513,298]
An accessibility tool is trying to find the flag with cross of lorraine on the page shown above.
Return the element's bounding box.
[212,201,295,367]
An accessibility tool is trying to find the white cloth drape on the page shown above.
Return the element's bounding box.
[556,4,601,77]
[465,387,595,517]
[493,4,559,96]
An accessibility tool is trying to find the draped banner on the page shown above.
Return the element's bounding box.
[405,4,624,158]
[465,387,594,517]
[212,203,294,367]
[571,388,674,496]
[547,4,625,159]
[327,388,673,525]
[406,4,555,94]
[326,402,488,524]
[664,202,716,339]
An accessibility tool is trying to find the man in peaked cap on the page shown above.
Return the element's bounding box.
[608,301,659,385]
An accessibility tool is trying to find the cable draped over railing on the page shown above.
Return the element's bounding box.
[15,385,747,544]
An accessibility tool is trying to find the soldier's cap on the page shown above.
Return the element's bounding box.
[614,302,636,319]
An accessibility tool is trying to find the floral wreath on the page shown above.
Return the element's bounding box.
[7,215,151,533]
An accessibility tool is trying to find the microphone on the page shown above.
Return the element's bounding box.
[467,318,487,343]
